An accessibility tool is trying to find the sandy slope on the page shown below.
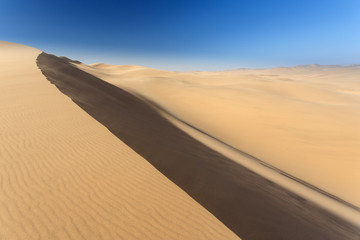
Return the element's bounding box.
[37,52,360,239]
[0,42,239,239]
[76,62,360,209]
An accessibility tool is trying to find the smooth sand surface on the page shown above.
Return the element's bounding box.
[76,62,360,208]
[37,52,360,239]
[0,41,240,239]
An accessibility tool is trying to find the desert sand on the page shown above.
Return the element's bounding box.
[36,51,360,239]
[1,40,360,240]
[0,41,240,239]
[76,62,360,208]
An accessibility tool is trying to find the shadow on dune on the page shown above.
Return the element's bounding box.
[37,52,360,240]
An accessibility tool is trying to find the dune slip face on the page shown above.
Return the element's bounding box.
[37,52,360,240]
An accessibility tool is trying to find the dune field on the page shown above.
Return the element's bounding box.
[1,41,360,239]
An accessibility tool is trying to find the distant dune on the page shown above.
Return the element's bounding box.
[1,41,360,239]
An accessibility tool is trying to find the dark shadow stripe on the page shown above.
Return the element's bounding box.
[37,52,360,240]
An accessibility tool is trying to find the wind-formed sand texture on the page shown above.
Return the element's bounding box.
[0,41,240,240]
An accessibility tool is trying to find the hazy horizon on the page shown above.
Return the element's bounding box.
[1,0,360,71]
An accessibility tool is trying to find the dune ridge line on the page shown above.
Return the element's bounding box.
[0,41,240,240]
[37,52,360,240]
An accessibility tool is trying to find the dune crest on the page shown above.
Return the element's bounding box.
[38,52,360,239]
[0,41,239,239]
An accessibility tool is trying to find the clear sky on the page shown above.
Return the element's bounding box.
[1,0,360,71]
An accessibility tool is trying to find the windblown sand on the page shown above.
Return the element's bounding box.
[0,42,239,239]
[77,62,360,208]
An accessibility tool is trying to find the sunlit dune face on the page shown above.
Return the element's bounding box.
[76,61,360,207]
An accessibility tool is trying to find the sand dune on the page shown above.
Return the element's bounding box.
[0,41,239,239]
[2,40,360,239]
[38,52,360,239]
[76,61,360,209]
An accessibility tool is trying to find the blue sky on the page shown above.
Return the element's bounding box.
[1,0,360,71]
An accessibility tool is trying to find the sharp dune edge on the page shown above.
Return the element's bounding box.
[36,51,360,240]
[1,41,360,239]
[0,41,240,240]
